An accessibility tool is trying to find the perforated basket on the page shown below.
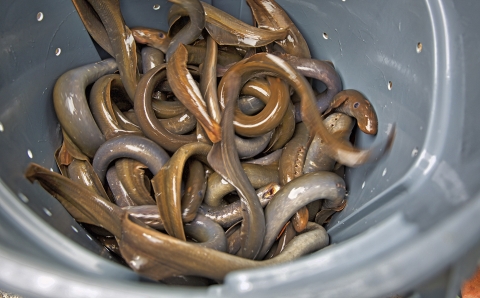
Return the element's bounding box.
[1,0,480,297]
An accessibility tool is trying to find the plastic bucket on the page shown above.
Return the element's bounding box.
[1,0,480,297]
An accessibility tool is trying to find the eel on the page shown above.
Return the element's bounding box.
[235,131,273,159]
[120,215,328,280]
[233,76,290,138]
[198,183,280,228]
[167,44,221,143]
[257,171,345,259]
[273,53,342,122]
[221,52,395,167]
[86,0,139,101]
[208,62,266,259]
[115,159,156,206]
[278,122,312,233]
[204,163,279,207]
[92,135,170,183]
[106,166,137,207]
[141,46,165,73]
[89,74,142,139]
[181,160,207,222]
[246,0,311,58]
[168,2,287,47]
[67,159,110,200]
[134,64,197,152]
[26,163,226,251]
[325,89,378,135]
[152,142,211,241]
[165,0,205,62]
[278,122,311,186]
[132,27,243,66]
[304,113,355,173]
[53,59,117,157]
[200,35,222,124]
[71,0,114,56]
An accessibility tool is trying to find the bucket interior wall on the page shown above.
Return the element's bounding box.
[1,0,480,297]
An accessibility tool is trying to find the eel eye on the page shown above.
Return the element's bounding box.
[158,32,165,38]
[353,102,360,109]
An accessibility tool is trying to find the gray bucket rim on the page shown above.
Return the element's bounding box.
[1,0,479,297]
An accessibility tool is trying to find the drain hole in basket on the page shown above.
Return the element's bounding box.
[153,4,161,10]
[323,32,328,39]
[55,48,62,56]
[18,193,29,203]
[43,208,53,217]
[388,81,393,90]
[412,147,419,157]
[0,122,4,132]
[37,12,44,21]
[416,42,423,53]
[27,149,33,159]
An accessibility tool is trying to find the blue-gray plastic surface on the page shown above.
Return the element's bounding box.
[0,0,479,297]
